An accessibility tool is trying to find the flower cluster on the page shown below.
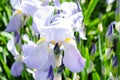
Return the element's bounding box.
[6,0,86,80]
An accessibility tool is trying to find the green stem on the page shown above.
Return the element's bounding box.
[98,33,105,80]
[98,34,103,61]
[117,34,120,76]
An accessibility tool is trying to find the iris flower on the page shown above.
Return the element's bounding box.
[5,0,54,33]
[7,38,24,76]
[38,22,86,72]
[22,38,55,80]
[23,22,86,79]
[5,0,39,32]
[53,0,87,40]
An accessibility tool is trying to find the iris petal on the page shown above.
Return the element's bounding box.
[47,65,54,80]
[40,24,74,42]
[53,0,60,9]
[5,14,22,32]
[22,42,35,57]
[63,41,86,72]
[23,42,49,69]
[19,1,38,16]
[32,6,55,33]
[11,61,24,77]
[35,70,48,80]
[61,2,78,17]
[7,38,19,56]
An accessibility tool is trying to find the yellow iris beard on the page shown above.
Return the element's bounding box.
[37,38,46,43]
[13,10,22,15]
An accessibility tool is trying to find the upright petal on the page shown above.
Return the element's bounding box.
[5,14,22,32]
[53,0,60,9]
[11,61,24,77]
[32,6,55,33]
[7,38,19,56]
[10,0,21,9]
[19,1,39,16]
[39,27,56,42]
[61,2,78,17]
[63,38,86,72]
[39,23,74,42]
[55,25,74,42]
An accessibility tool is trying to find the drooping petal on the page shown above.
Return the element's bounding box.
[34,70,48,80]
[23,41,49,69]
[11,61,24,77]
[34,65,54,80]
[22,42,35,57]
[7,38,19,56]
[5,14,22,32]
[63,39,86,72]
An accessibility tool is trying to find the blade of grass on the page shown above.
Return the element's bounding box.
[0,54,11,79]
[86,11,115,27]
[84,0,99,21]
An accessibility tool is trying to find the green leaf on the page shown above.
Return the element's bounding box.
[0,54,11,79]
[84,0,99,21]
[92,70,100,80]
[0,31,13,39]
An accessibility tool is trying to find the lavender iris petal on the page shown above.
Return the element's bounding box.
[5,14,22,32]
[14,31,20,44]
[11,61,24,77]
[63,43,86,72]
[47,65,54,80]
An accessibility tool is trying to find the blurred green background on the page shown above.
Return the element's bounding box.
[0,0,120,80]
